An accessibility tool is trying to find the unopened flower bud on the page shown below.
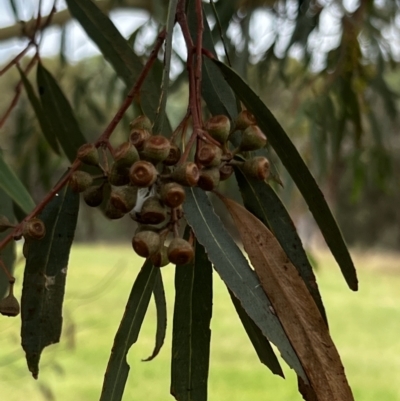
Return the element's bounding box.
[235,110,257,131]
[132,231,161,258]
[114,142,139,168]
[197,143,222,167]
[69,171,93,193]
[22,218,46,240]
[205,115,231,144]
[140,135,171,163]
[129,115,152,131]
[171,162,199,187]
[242,156,270,180]
[129,161,158,187]
[167,238,194,265]
[163,144,181,166]
[159,182,185,208]
[76,143,99,166]
[129,128,151,151]
[239,125,267,151]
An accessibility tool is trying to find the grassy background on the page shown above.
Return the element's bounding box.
[1,244,400,401]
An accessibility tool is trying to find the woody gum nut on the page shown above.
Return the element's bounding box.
[110,186,138,214]
[150,245,170,267]
[69,171,93,193]
[105,202,126,220]
[129,161,158,187]
[132,231,161,258]
[219,164,234,181]
[140,135,171,163]
[167,238,194,265]
[83,184,105,207]
[205,115,231,144]
[239,125,267,152]
[160,182,186,208]
[76,143,99,166]
[242,156,270,180]
[129,128,151,151]
[109,163,130,186]
[0,294,20,317]
[163,144,181,166]
[22,218,46,240]
[171,162,200,187]
[114,142,139,168]
[138,197,167,225]
[235,110,257,131]
[197,167,220,191]
[129,115,152,131]
[197,143,222,167]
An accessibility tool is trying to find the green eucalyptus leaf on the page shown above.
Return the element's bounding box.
[171,237,213,401]
[18,66,60,155]
[21,184,79,378]
[234,168,328,325]
[0,152,35,214]
[229,289,284,377]
[183,187,307,382]
[214,60,358,291]
[143,270,167,362]
[100,260,158,401]
[36,63,86,163]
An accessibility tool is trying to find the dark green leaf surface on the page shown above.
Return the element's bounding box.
[229,288,284,377]
[171,238,213,401]
[0,152,35,214]
[234,168,328,325]
[143,270,167,361]
[65,0,166,128]
[21,185,79,378]
[0,188,16,299]
[37,63,86,163]
[214,60,358,291]
[18,66,60,154]
[100,260,158,401]
[183,187,307,382]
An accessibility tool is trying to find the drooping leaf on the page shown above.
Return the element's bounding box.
[228,289,284,377]
[143,269,167,362]
[21,184,80,378]
[171,238,213,401]
[152,0,178,134]
[214,60,358,291]
[100,260,158,401]
[65,0,167,130]
[218,194,354,400]
[183,187,307,382]
[234,168,328,325]
[0,188,16,299]
[18,66,60,154]
[0,152,35,214]
[36,63,87,163]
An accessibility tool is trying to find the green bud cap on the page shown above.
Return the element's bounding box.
[83,184,105,207]
[242,156,270,181]
[197,167,220,191]
[163,144,181,166]
[160,182,186,208]
[129,128,151,151]
[129,161,158,187]
[110,186,138,214]
[205,115,231,144]
[171,162,200,187]
[167,238,194,265]
[140,135,171,163]
[69,171,93,193]
[22,218,46,240]
[197,143,222,167]
[114,142,139,168]
[76,143,99,166]
[132,230,161,258]
[235,110,257,131]
[129,115,152,131]
[138,196,167,225]
[239,125,267,151]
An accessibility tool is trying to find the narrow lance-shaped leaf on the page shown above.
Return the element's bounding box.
[65,0,168,130]
[0,152,35,214]
[171,237,213,401]
[183,187,307,382]
[100,260,158,401]
[228,289,284,377]
[21,184,79,378]
[18,66,60,154]
[217,194,354,401]
[143,269,167,362]
[214,60,358,291]
[36,63,86,163]
[0,188,16,299]
[234,167,328,325]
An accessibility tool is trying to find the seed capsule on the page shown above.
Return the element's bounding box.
[219,164,234,181]
[205,115,231,144]
[76,143,99,166]
[140,135,171,163]
[105,202,126,219]
[197,167,220,191]
[129,128,151,151]
[129,115,152,131]
[83,184,105,207]
[110,186,137,214]
[235,110,257,131]
[242,156,270,180]
[22,218,46,240]
[114,142,139,168]
[150,245,170,267]
[0,215,14,232]
[0,284,20,317]
[167,238,194,265]
[160,182,185,208]
[197,143,222,167]
[163,144,181,166]
[138,196,167,225]
[171,162,199,187]
[109,163,130,186]
[130,161,158,187]
[69,171,93,193]
[239,125,267,151]
[132,231,161,258]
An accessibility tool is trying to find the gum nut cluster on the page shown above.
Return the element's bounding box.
[71,112,270,266]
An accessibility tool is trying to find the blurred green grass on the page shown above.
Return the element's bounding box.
[1,244,400,401]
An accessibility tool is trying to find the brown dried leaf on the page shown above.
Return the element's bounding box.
[217,194,354,401]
